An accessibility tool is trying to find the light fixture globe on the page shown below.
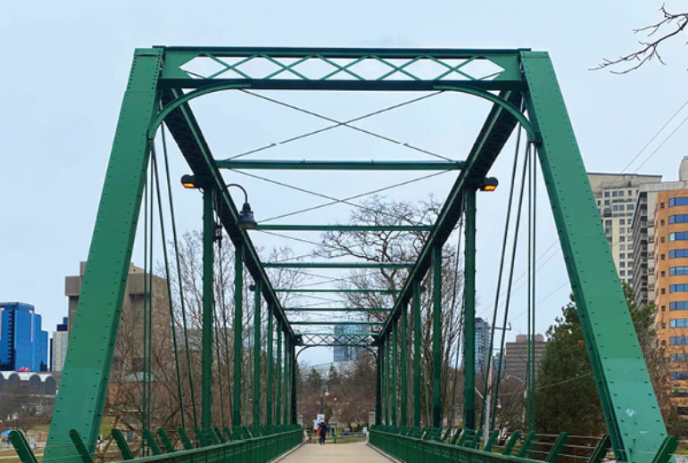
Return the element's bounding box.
[237,201,258,229]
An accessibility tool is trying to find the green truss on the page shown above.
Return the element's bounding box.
[42,46,669,463]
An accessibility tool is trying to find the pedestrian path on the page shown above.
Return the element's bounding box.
[279,442,392,463]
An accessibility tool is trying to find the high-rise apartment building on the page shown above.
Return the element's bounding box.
[475,318,491,372]
[504,334,546,382]
[333,323,365,364]
[50,317,68,372]
[0,303,49,372]
[588,173,662,284]
[631,158,688,415]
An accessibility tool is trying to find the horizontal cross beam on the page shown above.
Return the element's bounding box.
[290,321,383,326]
[275,288,400,293]
[216,160,465,171]
[253,225,432,232]
[284,308,392,312]
[265,262,413,269]
[296,332,376,337]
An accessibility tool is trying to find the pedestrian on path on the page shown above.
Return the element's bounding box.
[318,421,329,445]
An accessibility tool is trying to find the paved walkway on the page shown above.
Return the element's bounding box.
[280,442,392,463]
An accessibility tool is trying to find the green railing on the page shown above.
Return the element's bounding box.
[11,425,302,463]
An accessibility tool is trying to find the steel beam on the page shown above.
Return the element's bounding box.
[253,225,432,232]
[202,186,214,429]
[217,159,464,170]
[521,50,667,462]
[392,321,398,426]
[276,327,282,426]
[266,305,274,426]
[413,280,422,427]
[275,288,400,294]
[284,308,392,312]
[264,262,413,269]
[400,303,408,426]
[432,244,442,428]
[44,48,164,463]
[464,188,477,430]
[376,345,382,425]
[289,321,382,326]
[233,244,244,426]
[253,280,262,426]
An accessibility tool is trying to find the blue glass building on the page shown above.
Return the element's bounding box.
[0,303,49,372]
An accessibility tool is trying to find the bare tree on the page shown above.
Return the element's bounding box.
[597,5,688,73]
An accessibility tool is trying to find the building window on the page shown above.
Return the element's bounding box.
[662,305,667,312]
[671,320,688,328]
[628,253,634,259]
[671,336,688,345]
[670,232,688,241]
[620,253,626,259]
[628,204,634,211]
[671,371,688,380]
[661,219,665,226]
[620,270,626,276]
[620,236,625,242]
[604,191,609,197]
[670,197,688,207]
[620,191,625,197]
[662,254,666,260]
[605,200,610,206]
[671,302,688,311]
[670,214,688,224]
[629,190,633,196]
[662,288,667,294]
[661,202,666,209]
[628,270,633,276]
[597,200,601,206]
[672,285,688,293]
[612,191,618,197]
[662,340,667,346]
[670,249,688,258]
[671,267,688,276]
[662,271,666,277]
[620,219,625,225]
[661,236,666,243]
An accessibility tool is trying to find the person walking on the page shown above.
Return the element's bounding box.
[318,421,329,445]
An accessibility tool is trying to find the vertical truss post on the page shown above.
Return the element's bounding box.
[202,186,215,430]
[291,342,297,424]
[400,303,408,426]
[276,326,282,425]
[376,344,382,425]
[233,243,244,427]
[432,244,442,428]
[392,320,398,426]
[253,280,262,426]
[284,336,291,425]
[266,305,274,426]
[464,188,476,430]
[413,280,422,427]
[520,50,668,462]
[383,336,389,424]
[44,48,163,463]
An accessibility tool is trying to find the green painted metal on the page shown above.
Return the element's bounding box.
[217,159,464,171]
[502,431,520,456]
[276,326,282,426]
[517,432,535,458]
[284,308,392,312]
[289,321,382,326]
[412,281,421,427]
[112,430,135,460]
[295,332,376,337]
[157,429,175,453]
[392,320,398,426]
[400,303,408,427]
[545,433,569,463]
[202,187,214,430]
[588,435,611,463]
[253,280,262,426]
[43,49,163,463]
[651,436,678,463]
[484,430,499,452]
[233,243,244,427]
[266,305,274,426]
[69,430,95,463]
[143,429,162,455]
[214,427,226,443]
[177,428,194,450]
[376,345,382,425]
[9,431,38,463]
[431,244,442,428]
[264,262,413,269]
[464,188,476,430]
[275,288,400,293]
[520,50,667,461]
[383,336,389,424]
[253,225,433,232]
[290,342,298,424]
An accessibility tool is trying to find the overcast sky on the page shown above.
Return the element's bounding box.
[1,1,687,367]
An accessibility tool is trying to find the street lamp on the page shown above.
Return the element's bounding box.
[320,386,330,415]
[180,175,257,229]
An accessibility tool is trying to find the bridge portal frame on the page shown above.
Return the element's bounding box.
[44,46,667,463]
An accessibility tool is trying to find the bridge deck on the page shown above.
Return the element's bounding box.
[280,442,391,463]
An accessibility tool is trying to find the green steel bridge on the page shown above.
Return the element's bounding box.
[9,47,678,463]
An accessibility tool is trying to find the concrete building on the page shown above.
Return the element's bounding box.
[333,323,366,364]
[0,303,49,372]
[65,262,170,375]
[631,158,688,415]
[50,317,68,372]
[475,318,491,373]
[588,173,663,284]
[504,334,546,382]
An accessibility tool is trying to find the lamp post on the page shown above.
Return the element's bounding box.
[320,385,330,415]
[505,375,527,427]
[180,175,258,229]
